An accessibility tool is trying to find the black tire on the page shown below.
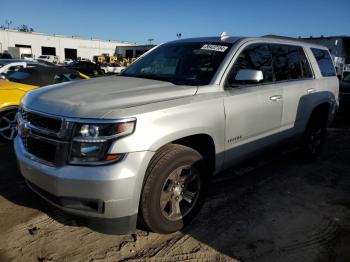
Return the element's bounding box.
[92,69,99,76]
[139,144,208,234]
[0,107,18,143]
[299,112,327,161]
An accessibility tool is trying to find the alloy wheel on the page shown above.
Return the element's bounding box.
[308,127,322,155]
[0,111,18,141]
[160,165,200,221]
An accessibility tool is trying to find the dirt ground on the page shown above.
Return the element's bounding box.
[1,115,350,262]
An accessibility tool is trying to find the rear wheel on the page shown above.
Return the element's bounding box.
[139,144,208,234]
[300,112,327,161]
[0,108,18,143]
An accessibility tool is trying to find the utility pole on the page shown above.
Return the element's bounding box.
[5,20,12,30]
[147,38,154,45]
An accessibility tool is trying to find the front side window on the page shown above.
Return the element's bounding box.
[226,44,273,86]
[8,65,24,72]
[7,71,31,83]
[271,44,313,81]
[122,42,233,86]
[311,48,336,77]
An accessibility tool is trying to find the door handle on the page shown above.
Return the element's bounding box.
[307,88,316,94]
[270,95,282,101]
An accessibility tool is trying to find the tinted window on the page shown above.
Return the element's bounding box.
[227,44,273,86]
[311,48,336,77]
[343,72,350,83]
[53,73,84,84]
[271,44,313,81]
[8,65,24,72]
[122,43,233,86]
[7,71,31,82]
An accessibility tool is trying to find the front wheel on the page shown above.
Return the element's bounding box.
[139,144,208,234]
[0,108,18,143]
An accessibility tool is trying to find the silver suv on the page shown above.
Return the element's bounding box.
[15,35,338,234]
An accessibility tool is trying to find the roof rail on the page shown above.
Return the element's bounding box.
[261,35,300,41]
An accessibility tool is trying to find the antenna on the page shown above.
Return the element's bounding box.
[220,32,229,41]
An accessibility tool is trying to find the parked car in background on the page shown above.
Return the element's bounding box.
[0,66,89,142]
[21,54,35,61]
[64,59,74,65]
[35,59,57,67]
[339,72,350,109]
[65,60,103,76]
[14,35,338,234]
[100,63,126,74]
[37,55,59,64]
[0,59,51,76]
[79,58,91,62]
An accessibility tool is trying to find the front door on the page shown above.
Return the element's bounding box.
[223,43,283,167]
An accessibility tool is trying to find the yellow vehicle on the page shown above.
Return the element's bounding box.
[0,66,89,142]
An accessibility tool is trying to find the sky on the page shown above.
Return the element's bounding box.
[1,0,349,44]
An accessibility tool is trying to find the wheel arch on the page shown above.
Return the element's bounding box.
[172,134,216,174]
[308,102,331,124]
[0,105,19,114]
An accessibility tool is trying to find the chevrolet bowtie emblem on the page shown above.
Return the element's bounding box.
[18,121,30,138]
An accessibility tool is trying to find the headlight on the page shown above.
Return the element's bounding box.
[69,120,135,165]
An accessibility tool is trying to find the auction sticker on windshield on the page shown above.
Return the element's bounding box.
[201,44,228,52]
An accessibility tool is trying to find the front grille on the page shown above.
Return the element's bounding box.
[19,108,71,166]
[21,109,62,133]
[23,136,57,164]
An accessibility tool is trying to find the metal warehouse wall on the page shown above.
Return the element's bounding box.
[0,29,140,61]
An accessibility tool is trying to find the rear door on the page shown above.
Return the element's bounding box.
[223,43,283,166]
[270,44,315,134]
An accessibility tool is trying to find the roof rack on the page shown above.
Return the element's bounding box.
[261,35,300,41]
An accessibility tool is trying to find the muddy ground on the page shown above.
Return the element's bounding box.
[1,114,350,262]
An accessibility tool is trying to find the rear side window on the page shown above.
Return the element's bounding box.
[271,44,313,81]
[311,48,336,77]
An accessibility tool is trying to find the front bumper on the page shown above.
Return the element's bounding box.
[14,136,154,234]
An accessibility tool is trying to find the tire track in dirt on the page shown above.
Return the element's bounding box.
[280,218,339,253]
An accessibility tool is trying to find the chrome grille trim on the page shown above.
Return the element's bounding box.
[19,107,73,139]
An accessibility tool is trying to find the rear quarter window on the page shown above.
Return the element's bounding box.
[311,48,336,77]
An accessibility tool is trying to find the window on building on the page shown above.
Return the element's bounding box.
[41,46,56,56]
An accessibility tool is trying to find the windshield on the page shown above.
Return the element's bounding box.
[121,42,233,85]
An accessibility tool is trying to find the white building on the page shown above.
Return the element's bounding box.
[0,29,152,61]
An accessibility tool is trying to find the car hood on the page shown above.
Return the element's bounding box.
[22,76,198,118]
[0,79,37,91]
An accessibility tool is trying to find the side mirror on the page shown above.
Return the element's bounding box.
[0,73,6,80]
[235,69,263,83]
